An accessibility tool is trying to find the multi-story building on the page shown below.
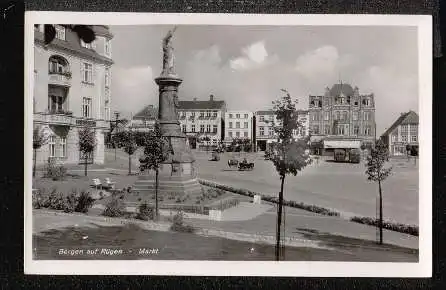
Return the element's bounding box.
[380,111,419,156]
[177,95,226,150]
[33,25,114,165]
[308,83,376,154]
[254,109,309,151]
[224,110,254,144]
[128,105,157,132]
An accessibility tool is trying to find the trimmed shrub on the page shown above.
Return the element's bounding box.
[75,190,94,213]
[44,159,67,181]
[135,202,154,221]
[63,192,77,213]
[102,197,126,217]
[350,216,419,236]
[170,211,195,233]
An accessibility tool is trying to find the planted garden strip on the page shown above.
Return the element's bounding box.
[350,216,418,237]
[198,179,419,236]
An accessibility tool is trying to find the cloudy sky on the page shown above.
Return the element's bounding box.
[110,25,419,135]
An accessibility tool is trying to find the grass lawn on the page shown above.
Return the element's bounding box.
[33,223,418,262]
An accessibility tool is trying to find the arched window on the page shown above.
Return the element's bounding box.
[48,55,70,75]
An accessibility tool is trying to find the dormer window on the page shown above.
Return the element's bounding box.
[81,39,96,49]
[363,98,370,106]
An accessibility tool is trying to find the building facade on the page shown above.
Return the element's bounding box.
[308,83,376,153]
[177,95,226,150]
[224,110,254,144]
[128,105,157,132]
[33,25,114,166]
[381,111,419,156]
[254,109,309,151]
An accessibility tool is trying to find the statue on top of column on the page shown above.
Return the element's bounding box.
[162,26,177,75]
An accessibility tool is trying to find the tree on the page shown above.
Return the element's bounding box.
[139,123,171,220]
[365,139,392,245]
[114,130,138,175]
[270,89,312,261]
[35,24,96,45]
[78,126,96,176]
[32,125,49,177]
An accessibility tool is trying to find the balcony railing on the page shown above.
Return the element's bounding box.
[34,112,75,126]
[48,73,72,87]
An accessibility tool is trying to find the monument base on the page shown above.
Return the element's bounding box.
[132,161,203,197]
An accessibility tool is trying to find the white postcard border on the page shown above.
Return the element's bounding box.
[24,12,432,277]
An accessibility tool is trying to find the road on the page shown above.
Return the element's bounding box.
[105,149,419,225]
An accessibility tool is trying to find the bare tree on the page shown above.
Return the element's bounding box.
[78,126,96,176]
[114,130,138,175]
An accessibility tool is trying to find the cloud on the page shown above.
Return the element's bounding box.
[229,41,278,71]
[294,45,341,78]
[111,65,156,118]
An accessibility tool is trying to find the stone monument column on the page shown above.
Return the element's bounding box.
[133,27,202,196]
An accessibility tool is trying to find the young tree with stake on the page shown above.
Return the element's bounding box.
[114,130,138,175]
[78,126,96,176]
[365,139,392,245]
[270,89,312,261]
[139,123,171,220]
[32,125,50,177]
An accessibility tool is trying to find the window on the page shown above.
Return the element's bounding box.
[391,134,397,142]
[200,111,204,118]
[236,131,240,138]
[105,68,110,87]
[48,57,67,74]
[324,125,330,135]
[324,111,330,121]
[236,122,240,129]
[311,112,317,121]
[191,125,195,132]
[363,98,370,106]
[312,125,319,134]
[206,124,211,132]
[259,127,264,136]
[229,131,233,137]
[81,62,93,83]
[55,25,65,40]
[229,122,232,129]
[411,135,417,142]
[81,39,95,49]
[244,131,248,137]
[353,125,360,136]
[236,113,240,118]
[352,112,358,121]
[49,136,56,157]
[191,112,195,118]
[213,111,217,117]
[364,126,371,136]
[105,39,111,56]
[49,95,65,113]
[244,122,248,128]
[269,127,274,136]
[324,98,330,106]
[104,100,110,121]
[363,111,370,121]
[182,125,186,132]
[342,111,348,121]
[269,115,274,121]
[259,115,264,122]
[206,111,211,117]
[200,125,205,133]
[229,113,233,119]
[335,111,340,120]
[60,137,67,158]
[410,124,418,135]
[82,97,92,118]
[338,125,344,135]
[244,114,248,119]
[213,125,218,133]
[402,135,407,142]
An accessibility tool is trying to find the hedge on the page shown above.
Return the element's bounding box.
[350,216,419,237]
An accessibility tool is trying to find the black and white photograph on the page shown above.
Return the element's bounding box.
[24,12,432,276]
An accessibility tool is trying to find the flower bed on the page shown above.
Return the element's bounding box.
[350,216,419,237]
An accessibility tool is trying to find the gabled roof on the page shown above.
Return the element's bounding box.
[177,100,226,110]
[329,83,355,97]
[381,110,419,137]
[133,105,157,120]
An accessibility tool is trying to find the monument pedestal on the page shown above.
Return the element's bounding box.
[132,73,202,198]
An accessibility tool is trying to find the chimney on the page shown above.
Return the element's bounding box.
[193,97,197,101]
[210,94,214,102]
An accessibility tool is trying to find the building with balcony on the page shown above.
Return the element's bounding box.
[128,105,157,132]
[254,109,309,151]
[224,110,254,144]
[33,25,113,166]
[308,83,376,154]
[177,95,226,150]
[380,111,419,156]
